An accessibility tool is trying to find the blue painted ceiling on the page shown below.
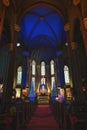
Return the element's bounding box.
[18,6,66,61]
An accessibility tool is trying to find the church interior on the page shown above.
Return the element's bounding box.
[0,0,87,130]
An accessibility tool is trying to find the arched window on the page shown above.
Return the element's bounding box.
[32,60,36,75]
[17,66,22,84]
[50,60,55,75]
[50,60,55,89]
[32,77,35,90]
[41,61,45,76]
[51,77,55,89]
[64,65,70,85]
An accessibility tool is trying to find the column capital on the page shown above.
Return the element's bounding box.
[83,18,87,29]
[8,43,14,51]
[64,23,70,32]
[71,42,77,50]
[2,0,10,6]
[14,24,20,32]
[73,0,80,6]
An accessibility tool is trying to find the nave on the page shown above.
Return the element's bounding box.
[0,0,87,130]
[0,98,87,130]
[26,105,59,130]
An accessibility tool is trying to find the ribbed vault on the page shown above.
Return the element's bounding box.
[18,5,66,62]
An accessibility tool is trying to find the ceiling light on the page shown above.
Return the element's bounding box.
[17,43,20,47]
[65,42,68,46]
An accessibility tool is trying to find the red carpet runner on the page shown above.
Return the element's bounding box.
[26,105,60,130]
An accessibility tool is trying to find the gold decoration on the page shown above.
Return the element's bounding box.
[9,43,14,51]
[71,42,77,50]
[2,0,10,6]
[14,24,20,32]
[0,6,5,39]
[83,18,87,29]
[73,0,80,6]
[64,23,70,31]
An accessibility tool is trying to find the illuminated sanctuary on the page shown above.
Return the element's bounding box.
[0,0,87,130]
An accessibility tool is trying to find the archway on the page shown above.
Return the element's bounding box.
[17,5,66,97]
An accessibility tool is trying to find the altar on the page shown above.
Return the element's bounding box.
[39,83,48,95]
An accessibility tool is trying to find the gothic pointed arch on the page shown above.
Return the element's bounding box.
[64,65,70,85]
[17,66,22,85]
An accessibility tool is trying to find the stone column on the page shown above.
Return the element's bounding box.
[46,64,50,91]
[26,57,30,88]
[80,18,87,54]
[3,0,20,99]
[36,64,40,93]
[73,0,80,6]
[56,52,65,87]
[5,25,19,103]
[0,0,10,39]
[55,54,60,87]
[64,23,73,88]
[74,0,87,54]
[71,42,82,101]
[29,60,32,88]
[22,51,29,88]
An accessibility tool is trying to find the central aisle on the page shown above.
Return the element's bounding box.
[26,105,60,130]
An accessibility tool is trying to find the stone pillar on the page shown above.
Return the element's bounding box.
[73,0,80,6]
[5,33,17,103]
[64,23,70,32]
[74,0,87,54]
[22,51,29,88]
[29,60,32,88]
[71,42,82,101]
[36,64,40,92]
[0,0,10,39]
[2,0,10,6]
[56,51,65,87]
[55,55,60,87]
[64,23,73,88]
[0,5,5,39]
[54,58,59,86]
[4,14,20,104]
[46,64,51,91]
[26,57,30,88]
[80,18,87,54]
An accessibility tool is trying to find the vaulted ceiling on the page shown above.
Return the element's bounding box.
[1,0,69,62]
[18,5,66,61]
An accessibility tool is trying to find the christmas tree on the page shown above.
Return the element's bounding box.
[28,81,36,101]
[51,82,58,100]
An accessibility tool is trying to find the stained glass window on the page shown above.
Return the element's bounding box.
[32,60,36,75]
[41,61,45,76]
[51,77,55,89]
[17,66,22,84]
[50,60,55,75]
[64,65,70,84]
[32,77,35,90]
